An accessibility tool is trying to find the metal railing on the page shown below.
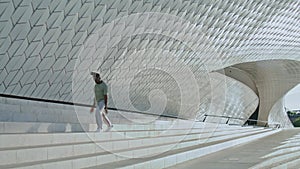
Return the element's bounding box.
[202,114,281,128]
[0,94,282,128]
[0,93,185,120]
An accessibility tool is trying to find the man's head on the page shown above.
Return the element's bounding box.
[91,71,101,83]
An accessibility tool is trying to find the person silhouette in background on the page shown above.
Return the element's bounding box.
[90,71,113,132]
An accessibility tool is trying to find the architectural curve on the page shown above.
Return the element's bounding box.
[0,0,299,127]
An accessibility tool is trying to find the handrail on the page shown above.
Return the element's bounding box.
[0,93,185,120]
[0,94,281,128]
[202,114,281,128]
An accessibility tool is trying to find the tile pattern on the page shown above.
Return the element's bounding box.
[0,0,299,124]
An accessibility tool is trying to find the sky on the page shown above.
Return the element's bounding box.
[284,84,300,110]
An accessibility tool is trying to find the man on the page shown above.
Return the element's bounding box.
[90,71,113,132]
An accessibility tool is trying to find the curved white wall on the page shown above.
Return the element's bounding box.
[268,98,294,128]
[197,72,259,125]
[234,60,300,127]
[223,67,258,94]
[0,0,299,127]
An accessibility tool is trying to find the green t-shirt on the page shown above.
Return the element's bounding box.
[94,82,108,102]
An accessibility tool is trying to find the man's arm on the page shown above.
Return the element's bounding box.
[104,83,108,113]
[104,95,108,113]
[90,98,96,113]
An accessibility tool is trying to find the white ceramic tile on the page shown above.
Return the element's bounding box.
[0,150,17,165]
[16,148,47,164]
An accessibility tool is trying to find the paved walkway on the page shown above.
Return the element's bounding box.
[168,128,300,169]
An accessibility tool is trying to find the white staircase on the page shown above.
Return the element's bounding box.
[0,122,280,169]
[0,97,281,168]
[0,97,170,133]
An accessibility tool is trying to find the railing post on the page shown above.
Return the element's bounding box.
[203,115,207,122]
[202,114,274,129]
[226,118,230,124]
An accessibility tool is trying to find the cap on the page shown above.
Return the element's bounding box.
[90,71,100,78]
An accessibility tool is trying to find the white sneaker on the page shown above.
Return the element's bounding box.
[105,125,113,132]
[96,128,102,132]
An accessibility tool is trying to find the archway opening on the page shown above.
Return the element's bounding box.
[284,84,300,127]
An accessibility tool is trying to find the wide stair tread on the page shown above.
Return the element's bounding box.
[0,127,274,168]
[87,129,274,169]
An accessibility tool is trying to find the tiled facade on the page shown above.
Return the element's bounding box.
[0,0,299,127]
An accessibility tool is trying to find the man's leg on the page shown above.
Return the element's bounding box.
[95,101,105,130]
[102,113,112,127]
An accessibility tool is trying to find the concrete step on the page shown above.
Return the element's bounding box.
[3,128,278,169]
[1,99,206,133]
[0,97,71,109]
[0,121,93,133]
[94,129,280,169]
[0,126,271,168]
[0,127,261,166]
[272,158,300,169]
[249,131,300,169]
[0,100,176,125]
[0,102,100,124]
[0,123,252,149]
[0,118,231,133]
[249,151,300,169]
